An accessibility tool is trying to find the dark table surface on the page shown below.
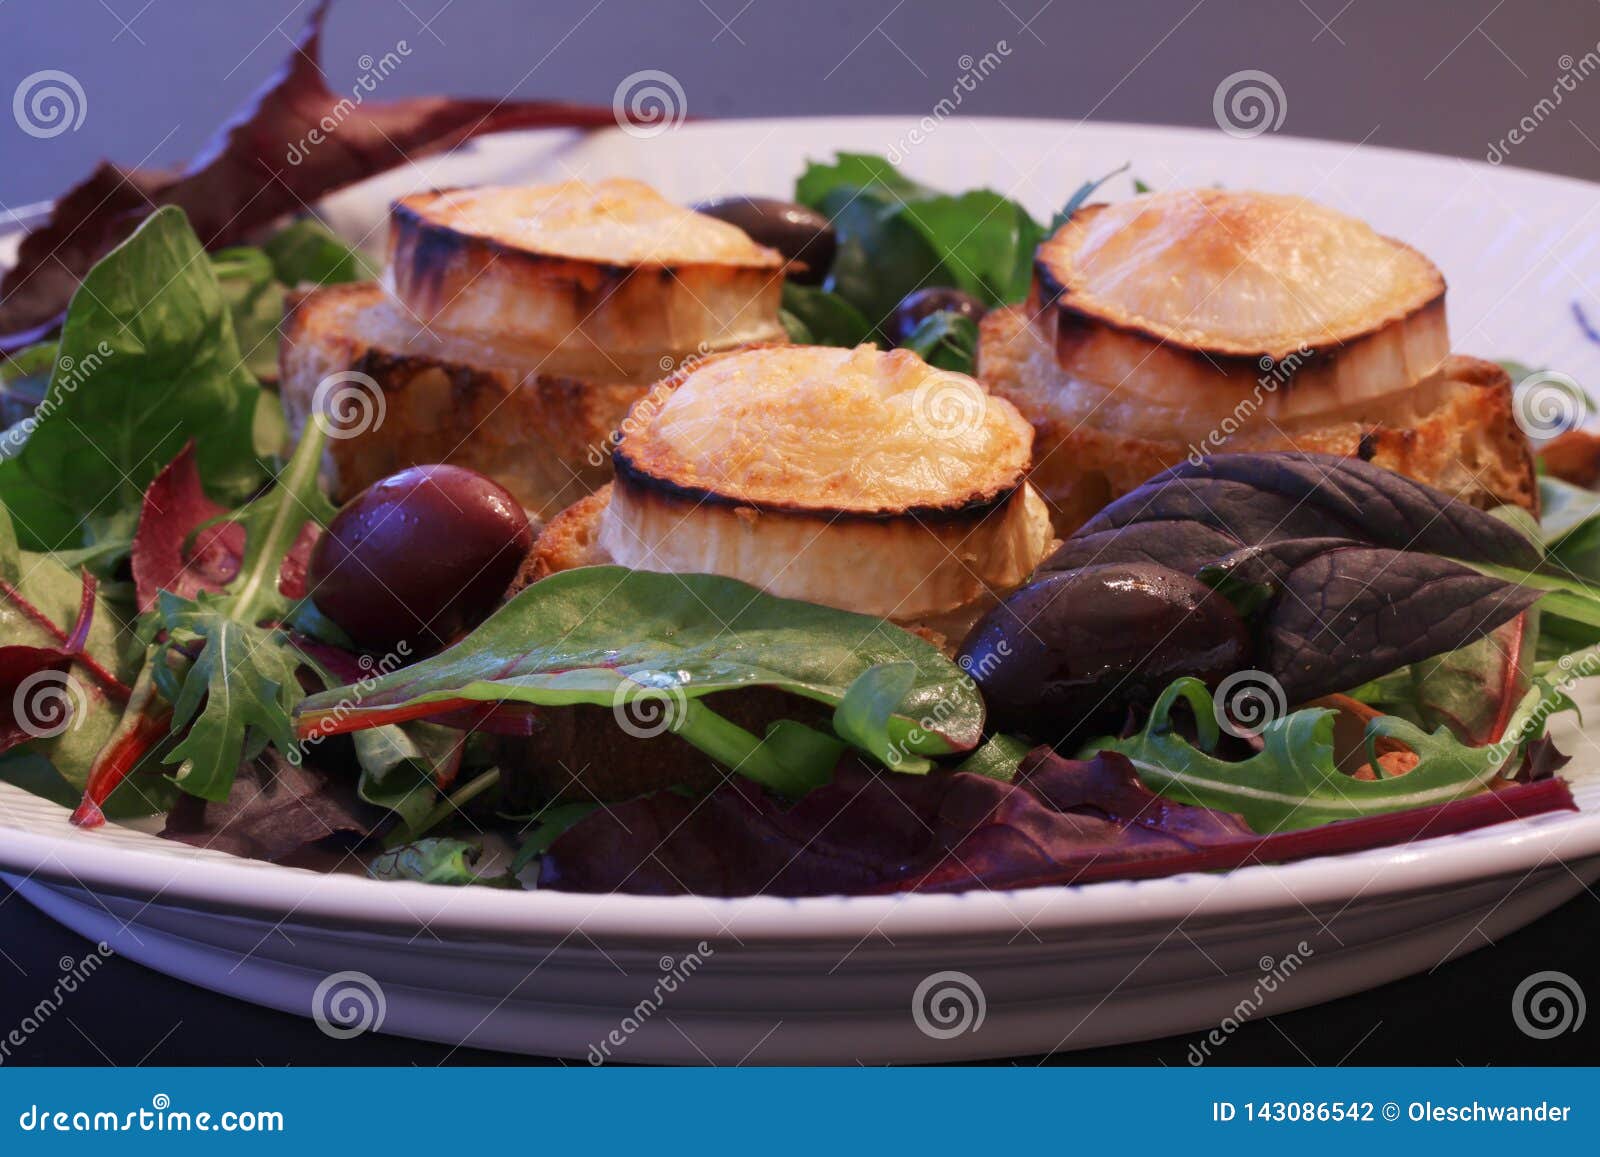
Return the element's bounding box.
[2,878,1595,1065]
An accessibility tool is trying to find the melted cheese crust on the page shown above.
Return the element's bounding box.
[621,345,1035,513]
[399,179,783,268]
[1039,188,1445,357]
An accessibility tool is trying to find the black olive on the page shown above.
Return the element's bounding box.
[956,563,1252,746]
[308,465,534,653]
[889,287,987,346]
[693,196,836,285]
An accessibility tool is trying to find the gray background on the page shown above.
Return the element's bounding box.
[4,0,1600,208]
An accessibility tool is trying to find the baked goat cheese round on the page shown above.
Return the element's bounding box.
[389,178,788,362]
[979,187,1534,531]
[531,345,1053,630]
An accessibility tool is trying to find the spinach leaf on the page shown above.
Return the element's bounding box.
[794,152,1049,327]
[295,567,985,787]
[210,246,286,382]
[898,310,979,373]
[261,218,374,286]
[1086,674,1562,832]
[779,281,873,346]
[0,207,264,553]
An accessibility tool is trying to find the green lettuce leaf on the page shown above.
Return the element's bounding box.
[0,206,264,552]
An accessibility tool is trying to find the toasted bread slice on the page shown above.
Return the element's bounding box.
[280,282,652,517]
[389,180,788,361]
[979,304,1538,532]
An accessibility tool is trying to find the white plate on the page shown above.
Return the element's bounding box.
[5,118,1600,1064]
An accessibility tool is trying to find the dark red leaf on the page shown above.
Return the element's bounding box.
[0,647,77,753]
[131,442,318,612]
[539,747,1577,897]
[0,0,626,350]
[160,747,373,861]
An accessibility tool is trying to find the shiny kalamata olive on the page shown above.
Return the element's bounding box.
[957,563,1251,745]
[308,465,533,653]
[693,196,836,284]
[889,287,987,346]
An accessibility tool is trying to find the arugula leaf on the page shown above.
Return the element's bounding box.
[0,207,264,553]
[295,567,985,787]
[149,418,334,801]
[1049,163,1132,231]
[1085,675,1562,832]
[368,837,517,888]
